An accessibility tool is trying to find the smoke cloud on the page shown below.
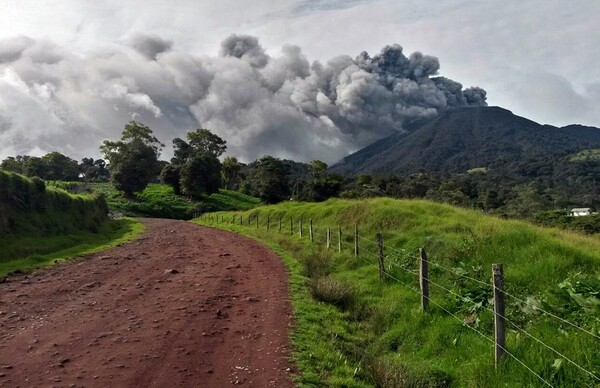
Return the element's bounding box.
[0,34,486,163]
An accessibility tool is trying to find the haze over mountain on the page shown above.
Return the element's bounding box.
[329,106,600,175]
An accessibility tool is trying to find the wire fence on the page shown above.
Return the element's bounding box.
[200,212,600,386]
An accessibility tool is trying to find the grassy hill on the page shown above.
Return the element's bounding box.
[197,198,600,387]
[49,182,261,219]
[0,170,143,276]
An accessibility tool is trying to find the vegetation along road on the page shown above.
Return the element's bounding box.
[0,219,293,387]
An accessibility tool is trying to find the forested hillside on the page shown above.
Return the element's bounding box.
[330,106,600,175]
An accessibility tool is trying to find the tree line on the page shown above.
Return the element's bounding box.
[1,120,597,232]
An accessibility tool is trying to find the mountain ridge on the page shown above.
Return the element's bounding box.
[329,106,600,175]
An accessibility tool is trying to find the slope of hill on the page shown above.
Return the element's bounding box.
[330,106,600,175]
[0,170,143,275]
[198,198,600,387]
[48,182,261,219]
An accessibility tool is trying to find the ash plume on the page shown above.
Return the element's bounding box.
[0,33,486,163]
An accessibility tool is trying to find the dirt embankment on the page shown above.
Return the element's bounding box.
[0,218,294,387]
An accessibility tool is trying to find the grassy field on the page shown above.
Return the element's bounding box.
[53,182,261,219]
[0,218,144,277]
[569,148,600,161]
[196,198,600,387]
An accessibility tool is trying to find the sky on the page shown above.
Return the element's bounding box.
[0,0,599,164]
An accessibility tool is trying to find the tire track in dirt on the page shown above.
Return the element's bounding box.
[0,218,294,387]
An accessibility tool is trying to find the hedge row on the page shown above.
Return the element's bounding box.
[0,170,108,236]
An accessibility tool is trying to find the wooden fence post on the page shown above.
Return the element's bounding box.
[377,233,385,280]
[232,215,236,224]
[326,228,331,249]
[419,248,430,312]
[338,226,342,253]
[354,225,359,257]
[267,215,270,231]
[309,219,314,242]
[493,263,506,369]
[299,219,303,238]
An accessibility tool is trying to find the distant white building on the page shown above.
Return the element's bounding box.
[570,208,592,217]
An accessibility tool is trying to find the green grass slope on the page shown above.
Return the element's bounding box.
[0,170,144,276]
[81,182,260,219]
[0,218,144,277]
[197,198,600,387]
[1,170,108,236]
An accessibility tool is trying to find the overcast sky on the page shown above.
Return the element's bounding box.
[0,0,599,163]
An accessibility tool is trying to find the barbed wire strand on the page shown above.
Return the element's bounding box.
[495,287,600,341]
[355,233,600,341]
[482,305,600,382]
[359,250,597,384]
[358,235,491,287]
[378,270,553,388]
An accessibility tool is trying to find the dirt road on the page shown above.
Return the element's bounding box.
[0,219,294,387]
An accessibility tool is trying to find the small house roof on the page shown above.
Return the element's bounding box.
[571,208,591,212]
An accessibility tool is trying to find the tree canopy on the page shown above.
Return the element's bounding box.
[100,121,163,196]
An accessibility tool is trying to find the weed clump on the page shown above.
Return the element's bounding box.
[311,276,356,310]
[301,251,333,279]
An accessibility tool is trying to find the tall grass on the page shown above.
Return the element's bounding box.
[198,197,600,387]
[0,170,107,236]
[0,170,143,276]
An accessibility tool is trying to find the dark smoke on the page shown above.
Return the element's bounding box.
[0,33,486,163]
[130,33,173,60]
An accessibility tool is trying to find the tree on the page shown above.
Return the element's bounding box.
[1,156,24,174]
[160,163,182,195]
[100,121,163,197]
[179,153,221,198]
[308,160,328,179]
[168,128,226,198]
[187,128,227,157]
[42,152,80,181]
[221,156,243,190]
[251,156,290,204]
[79,158,110,182]
[22,156,47,178]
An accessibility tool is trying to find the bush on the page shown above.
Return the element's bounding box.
[301,251,333,279]
[310,276,356,310]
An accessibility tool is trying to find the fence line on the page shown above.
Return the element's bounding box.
[200,212,597,385]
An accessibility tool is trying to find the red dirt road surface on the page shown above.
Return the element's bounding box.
[0,219,294,387]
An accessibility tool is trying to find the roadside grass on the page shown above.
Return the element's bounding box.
[0,218,144,277]
[196,197,600,387]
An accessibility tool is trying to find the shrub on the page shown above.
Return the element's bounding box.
[301,251,334,279]
[310,276,356,310]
